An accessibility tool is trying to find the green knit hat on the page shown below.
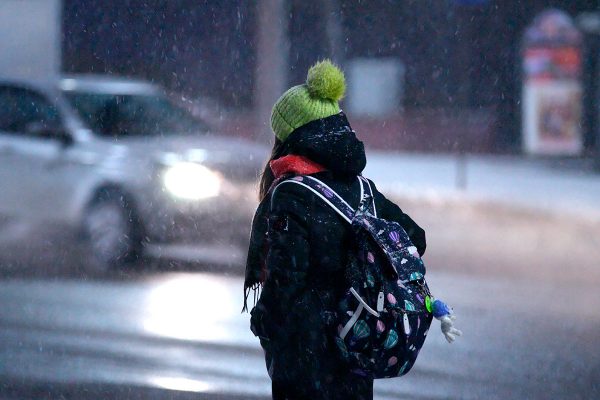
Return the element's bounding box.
[271,60,346,141]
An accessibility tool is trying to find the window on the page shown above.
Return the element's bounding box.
[64,92,209,137]
[0,86,61,135]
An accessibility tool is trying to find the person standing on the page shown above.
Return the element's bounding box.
[244,60,428,399]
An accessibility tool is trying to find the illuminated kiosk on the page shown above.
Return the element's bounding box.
[522,9,583,156]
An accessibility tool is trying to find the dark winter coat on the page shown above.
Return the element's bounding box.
[244,113,426,399]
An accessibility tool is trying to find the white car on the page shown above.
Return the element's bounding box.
[0,75,266,271]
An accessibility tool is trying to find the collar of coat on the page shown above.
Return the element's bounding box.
[278,112,366,178]
[269,154,326,179]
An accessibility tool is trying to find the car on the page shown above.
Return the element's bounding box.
[0,75,267,272]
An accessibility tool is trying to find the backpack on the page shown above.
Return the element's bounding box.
[274,174,433,379]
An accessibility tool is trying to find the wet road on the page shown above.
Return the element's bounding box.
[0,273,268,399]
[0,200,599,399]
[0,268,598,400]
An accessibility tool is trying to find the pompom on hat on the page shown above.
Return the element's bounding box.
[271,59,346,142]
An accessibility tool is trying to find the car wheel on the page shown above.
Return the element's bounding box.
[83,190,142,272]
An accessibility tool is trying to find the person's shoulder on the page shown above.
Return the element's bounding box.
[362,176,404,213]
[270,176,315,209]
[363,177,384,197]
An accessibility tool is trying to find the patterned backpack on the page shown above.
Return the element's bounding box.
[276,175,433,379]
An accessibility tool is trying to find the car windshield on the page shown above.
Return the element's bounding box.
[64,91,210,137]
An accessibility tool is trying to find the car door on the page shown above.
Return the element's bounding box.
[0,85,70,226]
[0,87,22,232]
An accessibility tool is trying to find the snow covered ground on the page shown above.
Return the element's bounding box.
[365,152,600,222]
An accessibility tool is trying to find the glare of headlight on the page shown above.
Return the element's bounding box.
[163,162,221,200]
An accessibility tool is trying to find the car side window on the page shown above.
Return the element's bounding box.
[0,87,19,133]
[0,86,62,136]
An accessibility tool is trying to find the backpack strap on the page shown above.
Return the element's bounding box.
[357,176,377,217]
[271,176,355,224]
[271,175,376,224]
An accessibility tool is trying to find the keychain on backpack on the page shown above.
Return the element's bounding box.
[427,297,463,343]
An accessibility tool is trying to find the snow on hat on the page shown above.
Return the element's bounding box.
[270,59,346,141]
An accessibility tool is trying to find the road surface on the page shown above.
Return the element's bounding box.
[0,268,598,400]
[0,198,598,399]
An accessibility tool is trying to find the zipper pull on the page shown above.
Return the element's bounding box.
[403,313,411,335]
[377,291,385,312]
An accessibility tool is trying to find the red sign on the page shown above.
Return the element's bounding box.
[524,47,581,81]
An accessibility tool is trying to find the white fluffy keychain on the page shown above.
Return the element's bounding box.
[430,298,463,343]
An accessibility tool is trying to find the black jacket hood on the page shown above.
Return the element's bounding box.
[279,112,366,179]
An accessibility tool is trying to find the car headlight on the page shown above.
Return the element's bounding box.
[163,162,221,200]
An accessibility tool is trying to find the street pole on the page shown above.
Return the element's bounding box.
[254,0,288,142]
[323,0,344,66]
[577,11,600,172]
[456,151,467,191]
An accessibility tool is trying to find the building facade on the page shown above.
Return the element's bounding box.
[62,0,600,153]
